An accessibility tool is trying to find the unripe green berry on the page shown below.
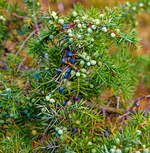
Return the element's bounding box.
[74,19,79,23]
[58,129,63,135]
[124,148,130,153]
[78,24,82,28]
[6,88,11,91]
[110,149,116,153]
[50,98,55,103]
[68,114,72,118]
[52,11,58,19]
[67,29,72,33]
[126,2,130,6]
[115,138,120,145]
[93,51,99,57]
[91,38,94,42]
[100,14,104,18]
[0,15,6,21]
[69,38,74,42]
[32,130,37,135]
[95,19,100,25]
[80,60,85,65]
[143,149,149,153]
[102,27,107,32]
[82,16,87,20]
[91,149,97,153]
[72,11,77,17]
[92,25,97,30]
[49,35,54,39]
[82,52,87,56]
[65,80,71,88]
[58,19,64,25]
[55,127,59,131]
[81,68,87,73]
[71,70,76,77]
[111,33,116,38]
[77,34,82,39]
[10,113,14,118]
[98,61,102,66]
[67,101,72,106]
[82,73,87,78]
[90,84,94,88]
[37,2,40,6]
[116,29,120,33]
[116,149,122,153]
[86,56,91,61]
[88,141,92,145]
[46,95,51,101]
[87,28,92,33]
[136,130,142,135]
[76,72,80,77]
[76,120,80,124]
[82,24,86,28]
[87,62,91,66]
[143,145,146,149]
[90,60,97,65]
[52,11,56,17]
[69,33,73,37]
[132,6,136,11]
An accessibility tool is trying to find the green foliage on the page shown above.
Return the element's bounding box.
[100,113,150,153]
[0,0,8,52]
[29,3,142,102]
[0,88,37,124]
[0,0,150,152]
[0,126,32,153]
[26,1,150,152]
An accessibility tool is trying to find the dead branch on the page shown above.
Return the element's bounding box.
[17,56,27,72]
[15,29,37,56]
[117,96,147,120]
[85,102,125,114]
[117,96,120,109]
[33,0,40,33]
[12,13,28,19]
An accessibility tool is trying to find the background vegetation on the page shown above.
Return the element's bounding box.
[0,0,150,152]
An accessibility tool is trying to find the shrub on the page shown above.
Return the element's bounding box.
[0,0,150,152]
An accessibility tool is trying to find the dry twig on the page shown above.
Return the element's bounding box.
[117,96,120,109]
[117,96,149,120]
[85,102,125,114]
[17,55,27,72]
[15,29,37,56]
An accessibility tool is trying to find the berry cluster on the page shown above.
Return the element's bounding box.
[53,46,98,106]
